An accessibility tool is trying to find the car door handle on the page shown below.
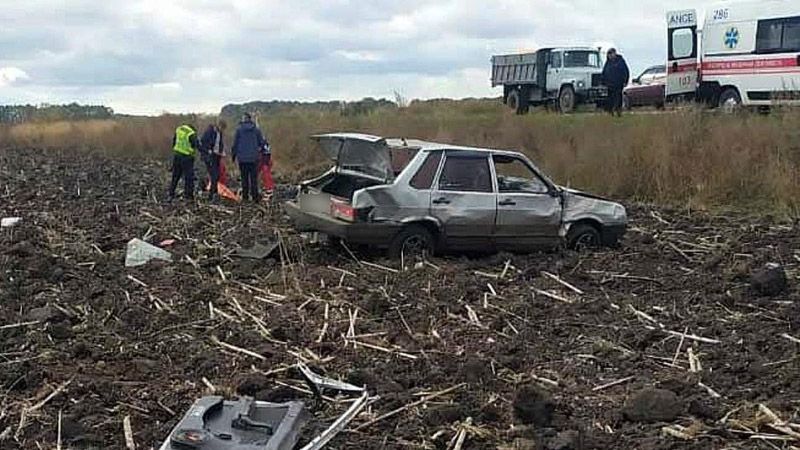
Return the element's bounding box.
[499,199,517,206]
[432,197,451,205]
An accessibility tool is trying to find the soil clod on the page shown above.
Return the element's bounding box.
[751,263,788,296]
[513,385,555,427]
[622,388,683,423]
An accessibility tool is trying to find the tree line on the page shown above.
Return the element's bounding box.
[0,103,114,123]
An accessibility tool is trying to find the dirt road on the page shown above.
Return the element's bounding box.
[1,148,799,449]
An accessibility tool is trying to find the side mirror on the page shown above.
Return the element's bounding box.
[633,77,641,84]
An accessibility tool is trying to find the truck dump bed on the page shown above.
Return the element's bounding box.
[491,53,540,87]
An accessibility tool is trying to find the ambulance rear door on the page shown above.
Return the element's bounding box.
[667,9,699,99]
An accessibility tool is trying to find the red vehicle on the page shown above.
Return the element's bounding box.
[623,65,667,109]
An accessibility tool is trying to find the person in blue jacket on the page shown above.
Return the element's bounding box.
[231,113,268,203]
[601,48,630,117]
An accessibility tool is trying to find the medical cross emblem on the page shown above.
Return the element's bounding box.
[725,27,740,49]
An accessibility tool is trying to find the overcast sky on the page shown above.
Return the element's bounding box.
[0,0,709,115]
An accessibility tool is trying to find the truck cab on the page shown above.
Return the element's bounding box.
[546,48,605,111]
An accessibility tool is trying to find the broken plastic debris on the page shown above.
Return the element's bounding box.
[159,239,177,247]
[125,238,173,268]
[160,365,369,450]
[1,217,22,228]
[159,397,308,450]
[297,362,365,395]
[299,392,369,450]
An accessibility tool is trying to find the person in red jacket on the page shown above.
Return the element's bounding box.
[251,115,275,194]
[258,145,275,194]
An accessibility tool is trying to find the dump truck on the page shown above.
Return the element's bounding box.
[491,47,608,113]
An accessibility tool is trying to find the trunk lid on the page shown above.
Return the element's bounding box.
[313,133,393,182]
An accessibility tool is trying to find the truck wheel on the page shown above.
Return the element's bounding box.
[388,225,435,260]
[507,89,529,115]
[558,86,576,114]
[719,88,742,113]
[566,223,601,250]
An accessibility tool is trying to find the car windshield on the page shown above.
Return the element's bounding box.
[563,51,600,68]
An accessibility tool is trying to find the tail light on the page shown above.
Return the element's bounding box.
[330,198,371,222]
[331,199,356,221]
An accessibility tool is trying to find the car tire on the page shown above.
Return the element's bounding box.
[719,88,742,113]
[558,85,576,114]
[566,223,601,250]
[388,225,435,260]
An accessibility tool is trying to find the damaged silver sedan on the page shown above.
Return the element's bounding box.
[285,133,627,258]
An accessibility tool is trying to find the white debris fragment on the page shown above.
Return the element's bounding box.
[1,217,22,228]
[125,238,173,268]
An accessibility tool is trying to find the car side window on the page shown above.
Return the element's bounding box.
[438,154,493,193]
[410,151,442,190]
[493,155,549,194]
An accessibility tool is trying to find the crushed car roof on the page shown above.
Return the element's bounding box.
[312,132,516,155]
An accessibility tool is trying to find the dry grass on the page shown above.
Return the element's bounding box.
[2,102,800,213]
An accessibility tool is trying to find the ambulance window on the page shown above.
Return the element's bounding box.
[672,29,694,58]
[757,20,783,52]
[784,18,800,51]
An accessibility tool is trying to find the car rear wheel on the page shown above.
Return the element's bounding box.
[558,86,576,114]
[388,225,435,261]
[566,223,601,250]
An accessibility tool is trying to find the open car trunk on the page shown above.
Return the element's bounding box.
[297,134,417,221]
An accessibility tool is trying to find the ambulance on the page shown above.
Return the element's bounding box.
[667,0,800,110]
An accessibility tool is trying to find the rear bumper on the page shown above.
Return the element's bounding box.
[602,224,627,247]
[284,201,400,247]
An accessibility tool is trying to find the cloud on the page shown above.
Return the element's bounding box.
[0,0,712,114]
[0,68,30,87]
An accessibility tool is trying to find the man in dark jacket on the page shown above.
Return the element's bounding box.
[168,123,201,201]
[232,113,268,202]
[200,120,227,202]
[601,48,630,116]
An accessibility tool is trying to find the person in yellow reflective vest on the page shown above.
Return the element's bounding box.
[168,124,201,201]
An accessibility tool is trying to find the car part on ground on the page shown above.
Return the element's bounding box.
[159,364,368,450]
[158,397,308,450]
[285,134,627,258]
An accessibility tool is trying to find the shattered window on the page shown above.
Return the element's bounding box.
[438,154,493,193]
[493,155,549,194]
[410,151,442,190]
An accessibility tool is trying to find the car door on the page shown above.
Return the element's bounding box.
[638,68,658,105]
[492,154,562,250]
[430,151,497,251]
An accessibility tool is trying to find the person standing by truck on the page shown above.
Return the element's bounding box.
[601,48,630,116]
[231,113,268,203]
